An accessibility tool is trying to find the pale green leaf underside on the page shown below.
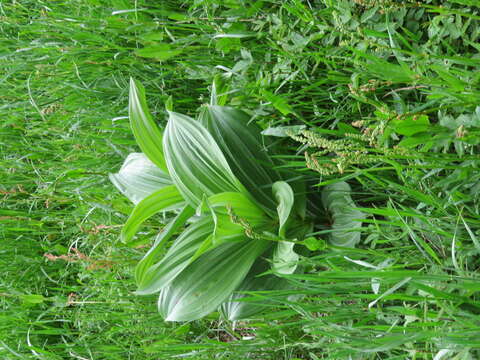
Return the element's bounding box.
[273,241,299,275]
[272,181,298,274]
[272,181,295,238]
[109,152,171,205]
[322,181,365,248]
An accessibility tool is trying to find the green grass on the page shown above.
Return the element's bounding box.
[1,0,480,359]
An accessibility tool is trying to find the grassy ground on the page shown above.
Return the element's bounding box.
[2,0,480,359]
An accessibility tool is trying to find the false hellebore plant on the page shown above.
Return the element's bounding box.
[110,79,363,321]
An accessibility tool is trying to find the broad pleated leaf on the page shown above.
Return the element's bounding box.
[210,214,245,244]
[135,217,213,295]
[221,257,290,320]
[121,185,184,243]
[109,152,171,205]
[191,196,241,262]
[135,205,195,286]
[163,111,245,207]
[200,192,267,224]
[202,195,241,244]
[272,181,298,274]
[198,105,281,213]
[190,191,268,262]
[129,78,168,172]
[189,219,245,264]
[158,238,270,321]
[322,181,365,248]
